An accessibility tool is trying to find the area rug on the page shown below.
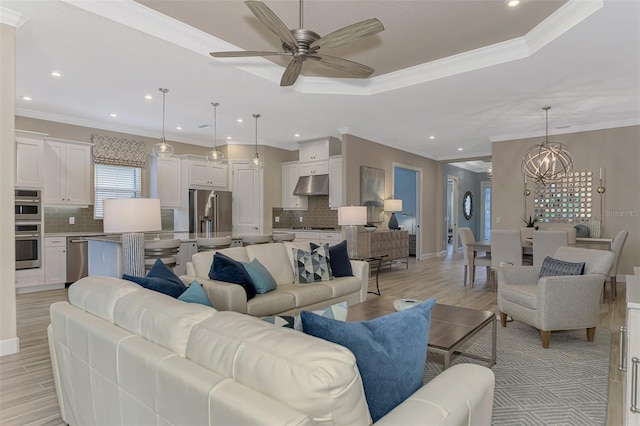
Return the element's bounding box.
[424,321,611,426]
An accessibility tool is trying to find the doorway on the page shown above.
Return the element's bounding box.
[393,164,421,260]
[447,176,458,253]
[480,181,492,241]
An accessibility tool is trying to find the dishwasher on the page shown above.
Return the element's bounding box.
[66,236,103,284]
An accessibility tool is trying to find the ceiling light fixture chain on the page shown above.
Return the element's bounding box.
[206,101,225,164]
[152,88,174,159]
[249,113,264,170]
[521,106,573,186]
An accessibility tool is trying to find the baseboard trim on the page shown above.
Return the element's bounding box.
[420,252,439,260]
[16,283,64,294]
[0,337,19,356]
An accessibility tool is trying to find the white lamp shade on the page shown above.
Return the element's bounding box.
[384,199,403,212]
[338,206,367,226]
[103,198,162,233]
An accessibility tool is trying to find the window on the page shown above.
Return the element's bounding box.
[94,164,142,219]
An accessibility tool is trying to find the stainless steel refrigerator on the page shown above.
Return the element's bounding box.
[189,189,233,234]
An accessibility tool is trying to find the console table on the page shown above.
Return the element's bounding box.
[355,230,409,269]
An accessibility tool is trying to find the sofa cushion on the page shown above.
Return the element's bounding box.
[301,298,436,422]
[245,243,294,285]
[500,284,538,309]
[242,258,277,294]
[311,240,353,277]
[319,276,363,299]
[539,256,585,278]
[278,283,334,308]
[292,245,332,283]
[209,252,256,301]
[178,280,212,307]
[246,288,297,317]
[123,258,187,298]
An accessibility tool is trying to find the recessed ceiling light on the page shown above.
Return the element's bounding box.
[237,118,243,123]
[429,136,435,140]
[488,168,493,173]
[176,126,182,130]
[294,133,300,137]
[457,147,463,151]
[145,94,153,100]
[109,113,117,117]
[22,96,32,101]
[508,0,520,7]
[50,71,62,77]
[226,136,232,140]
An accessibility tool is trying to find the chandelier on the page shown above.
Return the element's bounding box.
[521,107,573,185]
[152,88,174,159]
[205,102,224,164]
[249,113,264,170]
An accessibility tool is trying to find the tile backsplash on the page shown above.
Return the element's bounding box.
[272,195,339,229]
[44,206,174,234]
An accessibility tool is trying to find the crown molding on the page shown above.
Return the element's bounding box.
[490,117,640,142]
[0,7,27,27]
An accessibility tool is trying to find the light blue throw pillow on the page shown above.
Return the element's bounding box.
[177,280,212,307]
[301,298,436,422]
[242,258,277,294]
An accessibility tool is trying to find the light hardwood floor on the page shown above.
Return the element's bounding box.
[0,250,625,425]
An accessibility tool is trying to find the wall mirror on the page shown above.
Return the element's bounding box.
[463,191,473,220]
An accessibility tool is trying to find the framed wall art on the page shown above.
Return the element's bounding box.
[360,166,385,223]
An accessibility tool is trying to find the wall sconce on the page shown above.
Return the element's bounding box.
[597,167,606,194]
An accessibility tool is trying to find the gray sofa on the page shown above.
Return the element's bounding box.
[183,241,369,317]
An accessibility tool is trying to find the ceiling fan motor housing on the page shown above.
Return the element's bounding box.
[284,29,321,58]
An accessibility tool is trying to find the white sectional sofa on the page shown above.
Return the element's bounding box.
[49,276,496,425]
[183,241,370,317]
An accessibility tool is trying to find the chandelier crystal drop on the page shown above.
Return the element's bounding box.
[249,113,264,170]
[205,102,225,164]
[152,88,174,159]
[521,107,573,186]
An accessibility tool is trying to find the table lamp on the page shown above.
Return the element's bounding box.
[338,206,367,258]
[384,199,402,230]
[103,198,162,277]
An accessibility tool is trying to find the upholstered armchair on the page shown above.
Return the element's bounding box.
[497,246,614,348]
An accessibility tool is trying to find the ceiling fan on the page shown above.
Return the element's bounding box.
[210,0,384,87]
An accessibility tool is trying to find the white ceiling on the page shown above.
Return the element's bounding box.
[2,0,639,161]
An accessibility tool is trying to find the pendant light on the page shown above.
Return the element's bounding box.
[249,113,264,170]
[152,88,174,159]
[205,102,224,163]
[521,107,573,186]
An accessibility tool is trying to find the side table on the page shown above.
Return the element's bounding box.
[351,254,387,296]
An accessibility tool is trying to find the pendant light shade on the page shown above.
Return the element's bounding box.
[249,113,264,170]
[205,102,225,164]
[521,107,573,186]
[152,88,174,159]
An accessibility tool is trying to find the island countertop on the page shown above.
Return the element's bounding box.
[85,232,238,244]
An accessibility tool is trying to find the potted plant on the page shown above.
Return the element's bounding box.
[364,222,377,232]
[522,215,539,230]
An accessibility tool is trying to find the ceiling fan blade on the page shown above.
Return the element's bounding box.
[281,59,303,86]
[310,18,384,51]
[309,55,374,78]
[245,1,298,50]
[210,50,291,58]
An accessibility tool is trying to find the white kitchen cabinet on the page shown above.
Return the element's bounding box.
[15,130,46,188]
[299,139,329,162]
[174,241,197,276]
[44,237,67,285]
[186,157,227,189]
[622,274,640,425]
[293,231,341,246]
[149,155,182,208]
[319,232,342,246]
[44,138,92,206]
[15,268,46,293]
[329,156,342,209]
[282,162,308,210]
[299,161,329,176]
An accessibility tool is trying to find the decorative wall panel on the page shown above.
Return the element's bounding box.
[533,171,593,223]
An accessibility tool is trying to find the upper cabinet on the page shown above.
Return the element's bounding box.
[298,137,341,176]
[299,139,330,162]
[15,130,46,188]
[44,138,92,206]
[148,155,182,208]
[282,161,308,210]
[329,156,342,209]
[299,161,329,176]
[184,156,227,189]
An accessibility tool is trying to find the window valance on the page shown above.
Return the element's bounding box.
[91,134,146,167]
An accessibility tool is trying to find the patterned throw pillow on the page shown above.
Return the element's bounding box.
[292,244,332,283]
[539,256,586,278]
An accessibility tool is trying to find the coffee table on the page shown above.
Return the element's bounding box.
[347,296,496,369]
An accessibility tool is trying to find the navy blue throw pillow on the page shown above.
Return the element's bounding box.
[301,298,436,422]
[123,258,187,298]
[209,252,256,300]
[311,240,353,277]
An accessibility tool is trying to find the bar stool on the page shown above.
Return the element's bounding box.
[144,239,181,270]
[197,236,233,252]
[272,232,295,242]
[242,235,271,246]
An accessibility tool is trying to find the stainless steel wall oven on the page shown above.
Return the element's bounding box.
[16,223,42,270]
[15,189,42,221]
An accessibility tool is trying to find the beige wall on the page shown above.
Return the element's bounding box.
[1,23,18,354]
[343,134,439,257]
[492,125,640,275]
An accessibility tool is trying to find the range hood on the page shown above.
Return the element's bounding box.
[293,175,329,196]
